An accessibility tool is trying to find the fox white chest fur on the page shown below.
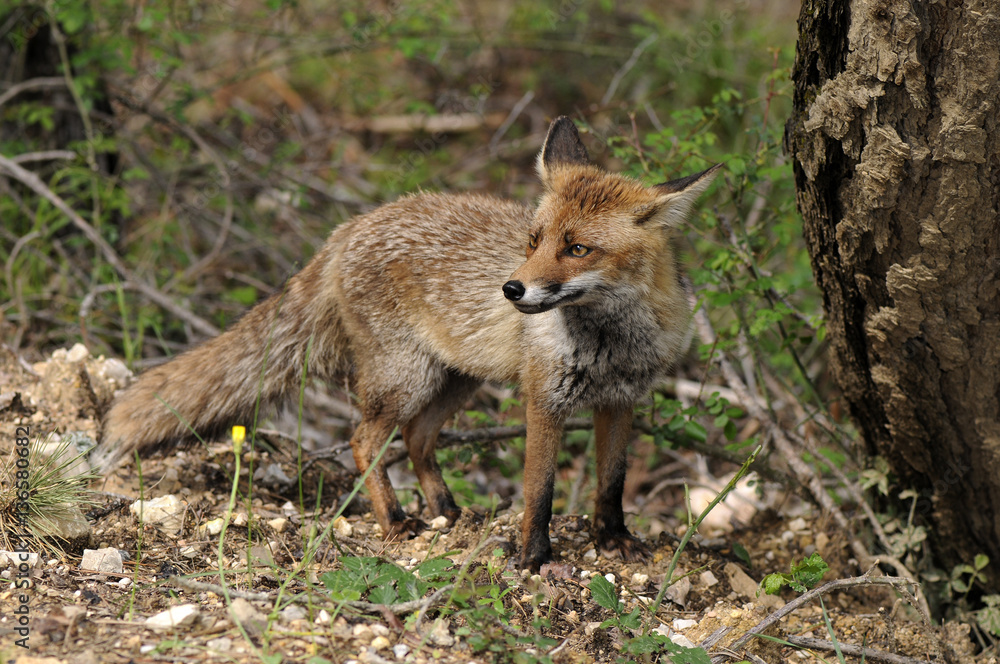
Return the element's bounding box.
[523,294,684,413]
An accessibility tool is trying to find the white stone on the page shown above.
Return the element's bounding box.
[81,548,124,574]
[428,515,450,530]
[268,517,289,533]
[670,633,697,648]
[147,604,200,630]
[0,551,40,569]
[673,618,697,630]
[66,343,90,363]
[131,495,186,536]
[334,516,353,537]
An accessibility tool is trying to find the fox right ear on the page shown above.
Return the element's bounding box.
[537,116,590,184]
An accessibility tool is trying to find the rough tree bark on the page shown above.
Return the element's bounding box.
[785,0,1000,585]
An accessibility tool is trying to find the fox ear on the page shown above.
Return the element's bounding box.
[646,163,723,228]
[537,116,590,183]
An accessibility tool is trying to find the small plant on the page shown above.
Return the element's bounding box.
[589,574,710,663]
[320,555,455,604]
[760,553,830,596]
[0,433,98,552]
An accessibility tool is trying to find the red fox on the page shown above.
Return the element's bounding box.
[95,117,719,570]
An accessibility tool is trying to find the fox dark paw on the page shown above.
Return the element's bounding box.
[597,531,650,562]
[383,517,427,541]
[519,539,553,573]
[440,505,462,526]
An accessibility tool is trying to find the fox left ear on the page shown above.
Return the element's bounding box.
[537,116,590,184]
[647,163,723,227]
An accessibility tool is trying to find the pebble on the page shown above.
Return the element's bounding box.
[206,636,233,652]
[334,516,353,537]
[280,604,308,623]
[0,551,40,568]
[428,515,450,530]
[353,623,374,641]
[392,644,410,658]
[81,548,124,574]
[631,572,649,586]
[131,495,186,536]
[146,604,200,630]
[268,517,289,533]
[370,636,391,651]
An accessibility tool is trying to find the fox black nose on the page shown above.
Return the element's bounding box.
[503,280,525,301]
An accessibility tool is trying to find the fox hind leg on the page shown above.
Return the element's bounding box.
[349,357,448,541]
[349,413,427,540]
[403,371,481,525]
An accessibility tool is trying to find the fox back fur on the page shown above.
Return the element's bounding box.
[96,117,719,570]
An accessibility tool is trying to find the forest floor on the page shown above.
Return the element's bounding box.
[0,345,984,663]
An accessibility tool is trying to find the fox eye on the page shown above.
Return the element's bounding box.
[568,244,590,257]
[528,234,538,249]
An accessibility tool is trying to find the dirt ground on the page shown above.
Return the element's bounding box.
[0,344,985,663]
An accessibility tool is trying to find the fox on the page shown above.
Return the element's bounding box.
[94,116,720,570]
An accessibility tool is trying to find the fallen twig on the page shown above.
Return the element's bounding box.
[784,635,929,664]
[707,565,923,662]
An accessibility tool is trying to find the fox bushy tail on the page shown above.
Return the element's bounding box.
[93,245,348,472]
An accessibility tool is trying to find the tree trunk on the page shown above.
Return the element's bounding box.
[785,0,1000,586]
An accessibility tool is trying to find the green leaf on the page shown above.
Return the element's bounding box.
[620,607,642,630]
[319,569,364,601]
[667,643,712,664]
[683,420,707,442]
[588,575,621,613]
[416,557,454,581]
[368,584,397,605]
[760,573,787,596]
[978,605,1000,637]
[791,552,829,590]
[732,542,751,567]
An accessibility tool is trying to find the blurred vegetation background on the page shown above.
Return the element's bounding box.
[0,0,805,363]
[2,0,849,534]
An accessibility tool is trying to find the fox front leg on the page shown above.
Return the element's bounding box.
[593,405,649,561]
[519,401,567,571]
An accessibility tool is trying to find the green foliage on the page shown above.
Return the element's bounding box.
[946,554,990,598]
[588,574,711,663]
[760,553,830,595]
[975,594,1000,637]
[319,555,452,603]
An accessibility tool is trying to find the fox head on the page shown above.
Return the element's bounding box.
[502,116,720,314]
